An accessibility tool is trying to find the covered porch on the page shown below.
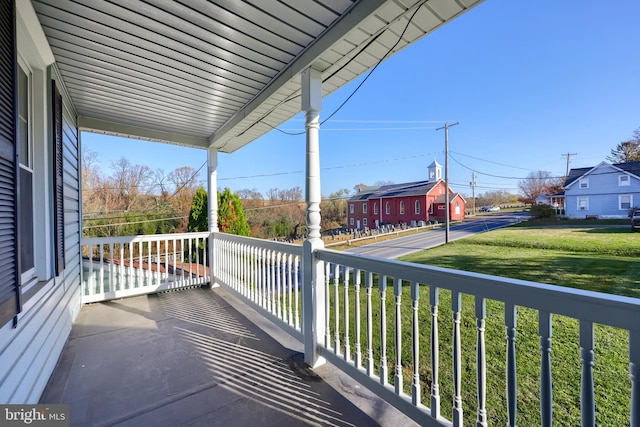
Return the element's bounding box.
[4,1,639,426]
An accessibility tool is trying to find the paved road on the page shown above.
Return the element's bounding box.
[346,213,529,259]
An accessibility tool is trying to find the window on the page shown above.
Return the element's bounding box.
[619,175,630,186]
[349,204,354,214]
[579,178,589,189]
[429,202,433,214]
[415,200,420,214]
[385,202,390,215]
[577,196,589,211]
[620,195,632,210]
[350,218,354,225]
[373,203,378,214]
[362,204,367,214]
[18,63,35,284]
[399,201,405,214]
[363,218,368,226]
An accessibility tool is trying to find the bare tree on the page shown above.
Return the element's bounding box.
[518,170,554,205]
[109,157,152,211]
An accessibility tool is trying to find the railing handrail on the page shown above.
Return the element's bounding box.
[213,232,303,256]
[82,231,211,246]
[315,247,640,332]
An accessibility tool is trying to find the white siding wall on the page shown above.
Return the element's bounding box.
[565,164,640,219]
[0,10,81,403]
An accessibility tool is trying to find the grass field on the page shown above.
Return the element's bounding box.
[331,222,638,426]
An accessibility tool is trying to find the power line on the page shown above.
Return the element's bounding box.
[265,3,426,136]
[83,215,187,230]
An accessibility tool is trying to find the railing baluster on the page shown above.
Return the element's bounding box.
[394,277,403,395]
[631,331,639,427]
[354,269,362,369]
[164,238,168,285]
[148,239,153,286]
[294,256,300,330]
[88,244,94,296]
[281,252,287,323]
[366,271,374,376]
[99,244,105,294]
[334,263,341,354]
[287,254,293,325]
[344,266,350,362]
[411,281,420,406]
[379,275,388,385]
[539,311,553,427]
[156,239,160,287]
[580,320,595,427]
[276,252,282,320]
[119,243,124,290]
[430,286,440,419]
[324,262,331,348]
[260,248,266,309]
[171,238,176,284]
[506,303,517,427]
[476,296,487,427]
[269,250,275,315]
[109,243,115,292]
[452,291,463,427]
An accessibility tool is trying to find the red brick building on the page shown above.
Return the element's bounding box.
[346,161,466,229]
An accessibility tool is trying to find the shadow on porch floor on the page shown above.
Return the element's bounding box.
[40,286,417,427]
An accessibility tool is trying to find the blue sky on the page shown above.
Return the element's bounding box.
[82,0,640,198]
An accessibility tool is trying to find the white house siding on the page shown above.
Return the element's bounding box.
[0,4,81,404]
[565,163,640,219]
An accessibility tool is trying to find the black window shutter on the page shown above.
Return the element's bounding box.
[0,0,20,327]
[52,81,64,276]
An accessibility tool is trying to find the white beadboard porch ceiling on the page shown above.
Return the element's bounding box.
[32,0,483,153]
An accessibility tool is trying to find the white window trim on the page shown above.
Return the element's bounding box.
[17,26,53,285]
[579,177,589,189]
[619,194,633,210]
[619,175,630,186]
[415,200,420,214]
[363,218,368,226]
[349,204,354,214]
[399,201,405,215]
[373,203,378,214]
[385,202,390,215]
[577,196,589,211]
[350,218,354,225]
[362,204,367,214]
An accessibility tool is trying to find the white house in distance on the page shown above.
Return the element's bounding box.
[563,161,640,219]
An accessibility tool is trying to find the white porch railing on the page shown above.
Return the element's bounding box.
[209,234,640,426]
[313,247,640,427]
[81,232,210,303]
[212,232,303,341]
[79,231,639,426]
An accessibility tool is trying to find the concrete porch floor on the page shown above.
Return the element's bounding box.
[40,286,418,427]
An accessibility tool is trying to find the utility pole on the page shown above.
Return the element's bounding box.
[436,121,459,244]
[561,152,578,177]
[470,171,476,215]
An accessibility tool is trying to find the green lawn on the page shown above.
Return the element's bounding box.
[330,223,638,426]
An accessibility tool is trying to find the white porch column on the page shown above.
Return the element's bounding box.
[208,147,219,287]
[301,67,325,367]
